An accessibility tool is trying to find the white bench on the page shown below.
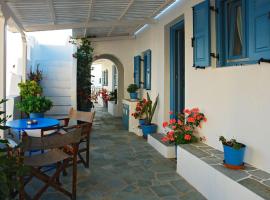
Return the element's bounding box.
[177,143,270,200]
[148,133,176,158]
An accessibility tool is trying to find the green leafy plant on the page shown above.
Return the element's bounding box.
[109,90,117,102]
[18,80,42,98]
[0,99,29,199]
[127,84,139,93]
[70,37,94,111]
[28,64,43,83]
[16,96,53,114]
[219,136,244,150]
[144,93,159,125]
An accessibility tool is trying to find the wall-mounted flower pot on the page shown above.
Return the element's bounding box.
[30,113,44,119]
[129,92,138,100]
[139,119,146,126]
[141,124,157,139]
[223,144,246,168]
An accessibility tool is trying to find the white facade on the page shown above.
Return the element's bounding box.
[93,0,270,173]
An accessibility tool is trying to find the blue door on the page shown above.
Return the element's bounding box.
[170,20,185,116]
[122,104,129,130]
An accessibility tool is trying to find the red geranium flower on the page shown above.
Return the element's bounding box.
[184,134,192,141]
[163,122,168,128]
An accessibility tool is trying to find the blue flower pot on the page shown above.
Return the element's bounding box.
[141,124,157,138]
[30,113,44,119]
[139,119,146,126]
[223,145,246,166]
[129,92,138,100]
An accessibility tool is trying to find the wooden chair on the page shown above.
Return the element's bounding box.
[19,127,82,200]
[59,108,95,168]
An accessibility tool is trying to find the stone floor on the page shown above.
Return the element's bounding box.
[26,106,206,200]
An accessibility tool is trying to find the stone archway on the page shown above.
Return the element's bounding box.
[93,54,124,106]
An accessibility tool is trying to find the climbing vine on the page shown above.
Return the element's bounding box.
[70,38,94,111]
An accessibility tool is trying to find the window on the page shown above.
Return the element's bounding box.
[134,55,141,87]
[102,70,108,86]
[216,0,270,66]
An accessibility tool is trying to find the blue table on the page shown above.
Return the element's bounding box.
[7,118,60,137]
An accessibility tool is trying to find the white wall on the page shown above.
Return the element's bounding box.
[93,0,270,173]
[100,59,114,92]
[27,36,74,116]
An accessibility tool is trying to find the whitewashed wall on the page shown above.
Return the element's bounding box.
[93,0,270,173]
[28,41,74,117]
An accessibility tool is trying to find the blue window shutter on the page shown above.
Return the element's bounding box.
[249,0,270,61]
[193,0,211,67]
[134,56,141,87]
[144,50,151,90]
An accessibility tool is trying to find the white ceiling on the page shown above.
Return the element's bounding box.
[3,0,175,39]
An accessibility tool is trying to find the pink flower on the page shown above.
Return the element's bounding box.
[169,111,173,115]
[162,137,169,142]
[177,120,183,126]
[168,130,175,136]
[172,126,177,130]
[169,119,176,124]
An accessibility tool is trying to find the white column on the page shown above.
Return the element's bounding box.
[21,35,27,82]
[0,16,6,138]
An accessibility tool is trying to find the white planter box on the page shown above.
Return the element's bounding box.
[148,133,176,158]
[108,101,122,117]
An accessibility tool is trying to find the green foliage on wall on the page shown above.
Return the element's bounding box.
[70,38,94,111]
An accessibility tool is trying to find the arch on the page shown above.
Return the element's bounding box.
[93,54,124,106]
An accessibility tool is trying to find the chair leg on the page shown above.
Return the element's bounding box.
[19,176,25,200]
[72,146,78,200]
[86,135,90,168]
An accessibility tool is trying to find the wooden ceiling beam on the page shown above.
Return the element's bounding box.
[48,0,56,24]
[24,19,155,32]
[84,0,93,37]
[107,0,135,37]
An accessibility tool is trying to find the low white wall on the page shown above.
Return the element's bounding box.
[177,146,263,200]
[93,0,270,173]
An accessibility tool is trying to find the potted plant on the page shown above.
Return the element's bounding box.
[219,136,246,169]
[16,96,53,118]
[127,84,139,100]
[0,99,29,199]
[131,98,147,126]
[140,93,159,138]
[162,108,207,157]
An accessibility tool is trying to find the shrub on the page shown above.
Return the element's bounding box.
[16,96,53,114]
[18,80,42,98]
[127,84,139,93]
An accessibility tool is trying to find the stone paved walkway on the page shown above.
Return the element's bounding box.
[27,106,206,200]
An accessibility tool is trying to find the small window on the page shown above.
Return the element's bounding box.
[226,0,246,60]
[216,0,248,66]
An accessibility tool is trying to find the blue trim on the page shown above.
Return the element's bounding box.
[170,19,184,117]
[193,0,211,67]
[143,49,152,90]
[134,55,141,87]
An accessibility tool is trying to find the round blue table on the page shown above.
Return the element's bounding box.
[7,118,60,139]
[7,118,59,130]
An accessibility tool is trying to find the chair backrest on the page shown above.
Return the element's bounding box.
[22,127,82,151]
[68,107,95,123]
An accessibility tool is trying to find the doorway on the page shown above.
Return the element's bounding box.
[170,20,185,116]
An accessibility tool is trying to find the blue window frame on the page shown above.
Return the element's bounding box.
[216,0,270,67]
[143,49,151,90]
[134,55,141,87]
